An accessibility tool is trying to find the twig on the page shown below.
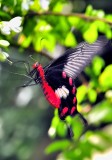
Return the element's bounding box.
[28,11,112,25]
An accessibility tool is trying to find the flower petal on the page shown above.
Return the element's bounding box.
[9,17,22,28]
[0,40,10,47]
[1,25,11,35]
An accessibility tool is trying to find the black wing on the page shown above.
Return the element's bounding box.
[45,36,110,79]
[44,36,111,120]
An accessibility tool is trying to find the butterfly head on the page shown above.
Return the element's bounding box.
[32,62,39,69]
[32,62,45,81]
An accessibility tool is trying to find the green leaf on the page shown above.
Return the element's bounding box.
[85,5,93,15]
[48,116,60,138]
[64,32,77,47]
[87,100,112,124]
[20,35,32,48]
[52,2,64,12]
[57,121,67,137]
[23,18,36,37]
[71,117,84,139]
[45,140,70,154]
[97,10,105,18]
[97,21,107,33]
[77,85,87,103]
[0,10,11,19]
[92,56,105,76]
[0,51,9,62]
[44,34,56,51]
[99,64,112,90]
[33,33,56,52]
[30,0,41,11]
[68,17,80,26]
[83,22,98,43]
[34,20,52,32]
[88,88,97,103]
[51,116,59,127]
[104,24,112,39]
[106,14,112,21]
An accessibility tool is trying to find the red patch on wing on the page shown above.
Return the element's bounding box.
[71,106,76,115]
[73,97,77,104]
[72,87,76,94]
[62,71,66,78]
[69,77,73,86]
[61,107,68,117]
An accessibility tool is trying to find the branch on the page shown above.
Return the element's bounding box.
[28,11,112,25]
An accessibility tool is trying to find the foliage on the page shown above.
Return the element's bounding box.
[0,0,112,160]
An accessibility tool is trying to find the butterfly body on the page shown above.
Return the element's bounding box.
[32,63,61,108]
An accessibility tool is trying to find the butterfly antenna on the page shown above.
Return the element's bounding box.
[5,56,33,81]
[6,56,13,63]
[39,37,45,62]
[29,55,36,62]
[23,62,30,74]
[64,120,74,138]
[7,58,13,65]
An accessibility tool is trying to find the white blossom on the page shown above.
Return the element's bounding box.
[9,17,22,32]
[0,17,22,35]
[22,0,33,11]
[40,0,50,10]
[0,22,10,35]
[0,40,10,47]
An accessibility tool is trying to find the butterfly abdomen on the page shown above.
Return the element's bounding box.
[42,81,61,108]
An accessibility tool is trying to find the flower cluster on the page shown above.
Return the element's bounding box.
[0,17,23,62]
[0,17,22,35]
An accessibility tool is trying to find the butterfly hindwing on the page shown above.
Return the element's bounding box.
[45,70,77,119]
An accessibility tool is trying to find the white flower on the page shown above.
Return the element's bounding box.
[0,22,11,35]
[0,40,10,47]
[0,17,22,35]
[22,0,33,11]
[40,0,50,10]
[9,17,22,32]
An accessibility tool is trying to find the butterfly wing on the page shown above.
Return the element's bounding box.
[45,69,77,119]
[45,36,110,79]
[44,36,110,119]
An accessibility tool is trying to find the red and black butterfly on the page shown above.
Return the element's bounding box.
[8,36,110,137]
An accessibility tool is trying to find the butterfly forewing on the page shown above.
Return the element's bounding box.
[45,36,110,79]
[64,36,110,78]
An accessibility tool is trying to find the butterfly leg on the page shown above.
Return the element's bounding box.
[78,112,88,127]
[64,120,74,138]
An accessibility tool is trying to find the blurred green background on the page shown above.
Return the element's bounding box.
[0,0,112,160]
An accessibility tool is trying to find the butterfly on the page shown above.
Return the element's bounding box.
[8,36,110,137]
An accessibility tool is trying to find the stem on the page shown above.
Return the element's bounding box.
[28,11,112,25]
